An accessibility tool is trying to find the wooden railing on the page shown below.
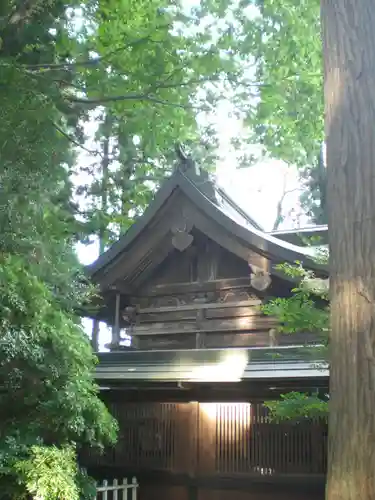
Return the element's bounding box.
[95,477,138,500]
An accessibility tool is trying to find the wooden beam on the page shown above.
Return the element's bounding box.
[139,277,253,297]
[132,315,277,336]
[137,299,262,314]
[111,292,121,346]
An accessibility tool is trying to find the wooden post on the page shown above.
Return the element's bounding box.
[197,403,217,475]
[111,292,121,347]
[102,479,108,500]
[122,478,128,500]
[113,478,118,500]
[131,477,138,500]
[173,402,198,475]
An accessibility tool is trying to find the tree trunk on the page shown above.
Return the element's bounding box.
[91,114,111,351]
[120,159,133,234]
[322,1,375,499]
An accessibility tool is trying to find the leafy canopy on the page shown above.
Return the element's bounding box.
[0,0,263,496]
[239,0,326,222]
[243,0,323,167]
[70,0,255,248]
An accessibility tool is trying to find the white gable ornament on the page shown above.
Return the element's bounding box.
[249,263,272,291]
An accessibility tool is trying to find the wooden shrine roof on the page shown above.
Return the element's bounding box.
[87,162,328,290]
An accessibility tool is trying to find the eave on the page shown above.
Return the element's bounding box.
[270,226,328,246]
[95,345,328,384]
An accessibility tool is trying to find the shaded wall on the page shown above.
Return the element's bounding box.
[82,401,326,500]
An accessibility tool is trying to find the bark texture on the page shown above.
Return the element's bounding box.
[322,1,375,499]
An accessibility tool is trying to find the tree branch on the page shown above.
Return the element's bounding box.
[151,75,221,90]
[272,184,302,231]
[68,93,200,110]
[23,59,101,71]
[130,175,168,183]
[53,122,103,157]
[20,32,171,70]
[61,74,219,109]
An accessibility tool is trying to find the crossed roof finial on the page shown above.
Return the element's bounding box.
[175,143,200,176]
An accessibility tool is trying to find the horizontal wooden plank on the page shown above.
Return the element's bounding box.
[137,299,262,314]
[191,330,322,347]
[137,335,197,350]
[134,332,321,350]
[137,332,275,350]
[201,332,272,348]
[205,306,261,320]
[139,278,253,297]
[132,316,277,336]
[139,311,198,323]
[138,304,263,324]
[133,321,197,336]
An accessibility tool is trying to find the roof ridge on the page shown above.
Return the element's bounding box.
[215,185,264,231]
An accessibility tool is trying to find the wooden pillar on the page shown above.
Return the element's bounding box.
[111,292,121,347]
[197,403,217,475]
[91,319,99,352]
[174,402,198,475]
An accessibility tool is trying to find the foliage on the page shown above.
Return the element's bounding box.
[263,293,328,335]
[262,261,329,335]
[0,0,268,495]
[240,0,326,223]
[0,1,120,496]
[14,445,80,500]
[70,0,255,249]
[0,256,117,446]
[264,392,328,422]
[261,257,329,422]
[0,255,117,496]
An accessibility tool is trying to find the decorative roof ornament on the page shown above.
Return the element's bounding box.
[171,216,194,251]
[171,228,194,252]
[174,142,217,202]
[249,263,272,291]
[175,142,201,176]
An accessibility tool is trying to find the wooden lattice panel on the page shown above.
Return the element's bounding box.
[81,401,327,477]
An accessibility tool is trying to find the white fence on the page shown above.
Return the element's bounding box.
[95,477,138,500]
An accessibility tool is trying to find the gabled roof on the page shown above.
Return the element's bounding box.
[88,164,327,285]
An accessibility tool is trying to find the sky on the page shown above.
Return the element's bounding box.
[213,102,304,231]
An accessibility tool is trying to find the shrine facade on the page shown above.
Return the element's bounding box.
[82,161,329,500]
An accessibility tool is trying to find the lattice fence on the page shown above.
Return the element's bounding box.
[95,477,138,500]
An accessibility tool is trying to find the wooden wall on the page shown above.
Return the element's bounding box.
[128,278,321,350]
[82,401,326,499]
